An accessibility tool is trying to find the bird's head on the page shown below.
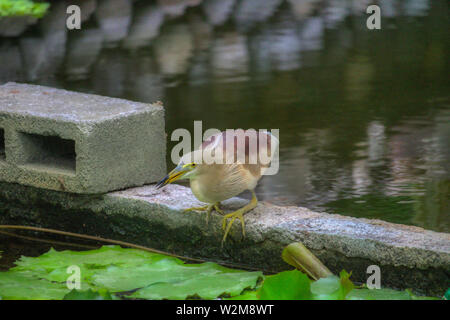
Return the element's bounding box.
[155,152,200,189]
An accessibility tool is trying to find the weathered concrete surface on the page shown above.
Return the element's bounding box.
[0,82,166,193]
[0,181,448,296]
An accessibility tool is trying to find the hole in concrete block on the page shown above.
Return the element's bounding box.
[0,128,5,160]
[20,133,76,175]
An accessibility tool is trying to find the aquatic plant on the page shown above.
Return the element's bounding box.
[0,245,440,300]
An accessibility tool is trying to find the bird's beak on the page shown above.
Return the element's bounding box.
[155,165,188,189]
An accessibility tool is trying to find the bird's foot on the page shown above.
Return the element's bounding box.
[221,210,246,246]
[213,203,224,215]
[184,202,222,225]
[221,191,258,247]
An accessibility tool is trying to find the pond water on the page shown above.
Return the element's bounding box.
[0,0,448,232]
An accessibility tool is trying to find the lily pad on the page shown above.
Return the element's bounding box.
[131,271,261,300]
[0,271,69,300]
[348,288,440,300]
[1,245,262,300]
[90,259,262,299]
[226,290,259,300]
[13,245,169,272]
[11,245,170,284]
[63,289,114,300]
[258,270,312,300]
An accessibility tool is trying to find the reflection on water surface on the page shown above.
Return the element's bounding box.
[0,0,448,232]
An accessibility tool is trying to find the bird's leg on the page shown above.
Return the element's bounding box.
[221,191,258,246]
[184,202,222,225]
[213,203,224,215]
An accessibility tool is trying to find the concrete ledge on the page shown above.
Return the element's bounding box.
[0,181,449,296]
[0,82,166,193]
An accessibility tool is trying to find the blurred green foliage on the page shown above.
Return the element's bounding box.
[0,0,49,18]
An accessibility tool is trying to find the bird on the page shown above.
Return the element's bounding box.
[156,129,278,246]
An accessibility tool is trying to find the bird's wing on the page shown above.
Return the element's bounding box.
[199,129,278,175]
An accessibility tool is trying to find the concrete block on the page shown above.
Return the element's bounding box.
[0,82,165,194]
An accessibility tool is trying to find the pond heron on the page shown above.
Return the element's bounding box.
[156,130,278,246]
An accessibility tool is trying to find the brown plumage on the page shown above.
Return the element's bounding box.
[156,129,278,245]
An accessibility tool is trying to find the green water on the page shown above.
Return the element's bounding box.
[0,0,448,232]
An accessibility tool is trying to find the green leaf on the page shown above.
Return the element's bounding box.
[13,245,169,271]
[63,289,114,300]
[310,275,342,300]
[406,289,440,300]
[309,271,354,300]
[132,271,261,300]
[11,245,170,284]
[0,271,69,300]
[1,245,262,300]
[347,288,439,300]
[258,270,311,300]
[225,290,259,300]
[348,288,412,300]
[339,270,355,298]
[93,260,262,299]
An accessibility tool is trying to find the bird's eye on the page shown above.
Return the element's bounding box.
[191,163,196,168]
